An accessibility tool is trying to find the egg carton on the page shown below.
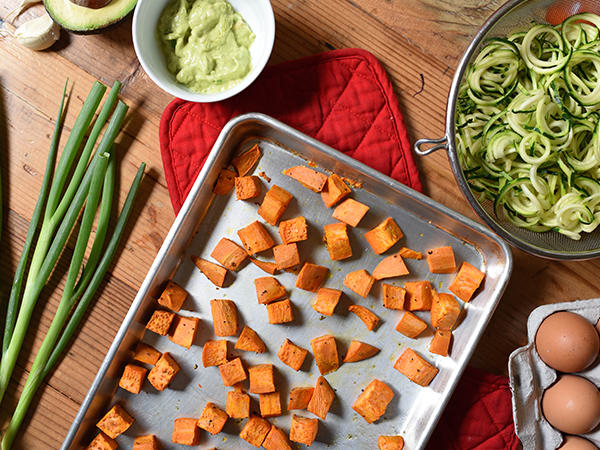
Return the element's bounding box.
[508,298,600,450]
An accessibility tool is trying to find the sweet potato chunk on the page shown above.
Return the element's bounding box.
[192,256,227,287]
[236,325,266,353]
[394,348,438,386]
[211,237,248,271]
[133,435,159,450]
[405,281,433,311]
[202,340,228,367]
[260,392,282,417]
[344,269,375,298]
[258,185,293,225]
[311,334,339,375]
[148,353,180,391]
[398,247,423,259]
[431,292,461,330]
[255,276,286,304]
[219,357,247,386]
[132,342,161,365]
[235,175,262,200]
[289,414,318,446]
[96,404,134,439]
[87,432,117,450]
[146,310,175,336]
[227,390,250,419]
[240,415,271,447]
[343,340,380,363]
[378,435,405,450]
[210,299,238,336]
[232,144,261,177]
[213,168,236,195]
[449,262,485,302]
[373,253,409,280]
[267,299,294,324]
[307,376,335,420]
[427,246,456,274]
[250,257,279,275]
[382,284,406,310]
[249,364,276,394]
[197,402,228,435]
[288,387,315,410]
[273,243,301,269]
[238,221,276,255]
[323,222,352,260]
[157,280,188,312]
[332,198,370,227]
[296,263,329,292]
[396,312,428,338]
[119,364,147,394]
[279,216,308,244]
[264,425,293,450]
[285,165,327,192]
[169,315,200,349]
[278,338,308,371]
[348,305,380,331]
[430,329,452,357]
[353,379,394,424]
[172,418,201,446]
[312,288,342,316]
[364,217,403,254]
[321,174,351,207]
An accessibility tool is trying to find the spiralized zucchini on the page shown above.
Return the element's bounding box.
[456,13,600,240]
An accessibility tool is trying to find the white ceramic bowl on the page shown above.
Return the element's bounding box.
[132,0,275,102]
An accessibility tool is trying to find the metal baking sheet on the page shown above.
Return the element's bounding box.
[63,113,512,449]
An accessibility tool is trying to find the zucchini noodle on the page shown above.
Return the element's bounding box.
[456,13,600,240]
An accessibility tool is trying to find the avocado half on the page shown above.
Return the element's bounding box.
[44,0,137,33]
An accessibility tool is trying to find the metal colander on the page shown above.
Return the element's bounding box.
[415,0,600,260]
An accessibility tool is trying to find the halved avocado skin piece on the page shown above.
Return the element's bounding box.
[44,0,137,34]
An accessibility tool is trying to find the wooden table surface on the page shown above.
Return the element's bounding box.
[0,0,598,448]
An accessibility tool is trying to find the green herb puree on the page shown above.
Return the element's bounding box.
[157,0,255,93]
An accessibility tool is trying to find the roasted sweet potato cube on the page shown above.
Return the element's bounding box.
[296,262,329,292]
[157,280,188,312]
[373,253,409,280]
[250,257,279,275]
[255,277,286,304]
[202,340,228,367]
[132,435,159,450]
[232,144,261,177]
[332,198,369,227]
[197,402,228,435]
[289,414,318,446]
[378,435,405,450]
[227,390,250,419]
[238,221,276,254]
[119,364,148,394]
[365,217,403,254]
[172,418,201,446]
[146,310,175,336]
[273,243,301,270]
[448,262,485,302]
[211,237,248,271]
[395,311,428,338]
[279,216,308,244]
[192,256,227,287]
[427,246,456,274]
[249,364,275,394]
[213,168,236,195]
[398,247,423,259]
[343,340,380,363]
[96,404,134,439]
[344,269,375,298]
[430,329,452,357]
[285,165,328,192]
[240,415,271,447]
[260,391,282,417]
[219,357,247,386]
[264,425,293,450]
[210,299,238,336]
[278,338,308,371]
[352,379,394,424]
[87,432,117,450]
[289,387,314,410]
[235,176,262,200]
[405,281,433,311]
[394,348,438,386]
[431,292,461,330]
[323,222,352,260]
[169,315,200,349]
[348,305,380,331]
[148,353,180,391]
[311,334,339,375]
[307,376,335,420]
[132,342,161,365]
[267,299,294,324]
[312,288,342,316]
[382,284,406,310]
[235,325,266,353]
[258,185,293,225]
[321,174,351,207]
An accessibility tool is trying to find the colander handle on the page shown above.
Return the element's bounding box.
[414,136,448,156]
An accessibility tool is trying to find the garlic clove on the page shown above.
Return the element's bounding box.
[5,0,42,24]
[14,11,60,51]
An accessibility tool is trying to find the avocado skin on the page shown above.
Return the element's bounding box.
[44,0,137,34]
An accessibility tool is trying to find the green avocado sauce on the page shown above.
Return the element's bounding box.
[157,0,255,94]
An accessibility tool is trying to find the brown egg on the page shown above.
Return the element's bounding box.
[558,436,598,450]
[542,375,600,434]
[535,311,599,372]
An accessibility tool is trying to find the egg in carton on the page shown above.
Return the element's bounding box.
[509,298,600,450]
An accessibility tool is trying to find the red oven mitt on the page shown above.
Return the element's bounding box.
[159,48,519,449]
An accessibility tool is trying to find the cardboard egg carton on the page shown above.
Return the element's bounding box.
[508,298,600,450]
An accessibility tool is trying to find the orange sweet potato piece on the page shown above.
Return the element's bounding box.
[279,216,308,244]
[148,353,180,391]
[133,342,161,365]
[449,262,485,302]
[202,340,228,367]
[321,174,351,207]
[311,334,339,375]
[379,435,405,450]
[192,256,227,287]
[210,299,238,336]
[258,185,293,225]
[394,348,438,386]
[232,144,261,177]
[431,292,461,330]
[343,340,380,363]
[96,404,134,439]
[273,243,301,269]
[289,387,315,410]
[296,263,329,292]
[373,253,409,280]
[211,237,248,271]
[267,299,294,324]
[219,357,247,386]
[119,364,148,394]
[344,269,375,298]
[235,325,266,353]
[132,435,159,450]
[430,329,452,357]
[157,280,188,312]
[172,418,201,446]
[213,168,236,195]
[285,165,328,192]
[250,257,279,275]
[398,247,423,259]
[235,175,262,200]
[396,311,428,338]
[264,425,293,450]
[87,432,117,450]
[332,198,370,227]
[312,288,342,316]
[146,310,175,336]
[249,364,276,394]
[240,415,271,447]
[278,338,308,371]
[307,376,335,420]
[352,379,394,424]
[227,390,250,419]
[169,315,200,349]
[197,402,228,435]
[427,246,456,274]
[382,284,406,310]
[323,222,352,260]
[238,221,276,255]
[348,305,380,331]
[260,392,282,418]
[290,414,318,446]
[364,217,403,254]
[405,281,433,311]
[254,276,286,304]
